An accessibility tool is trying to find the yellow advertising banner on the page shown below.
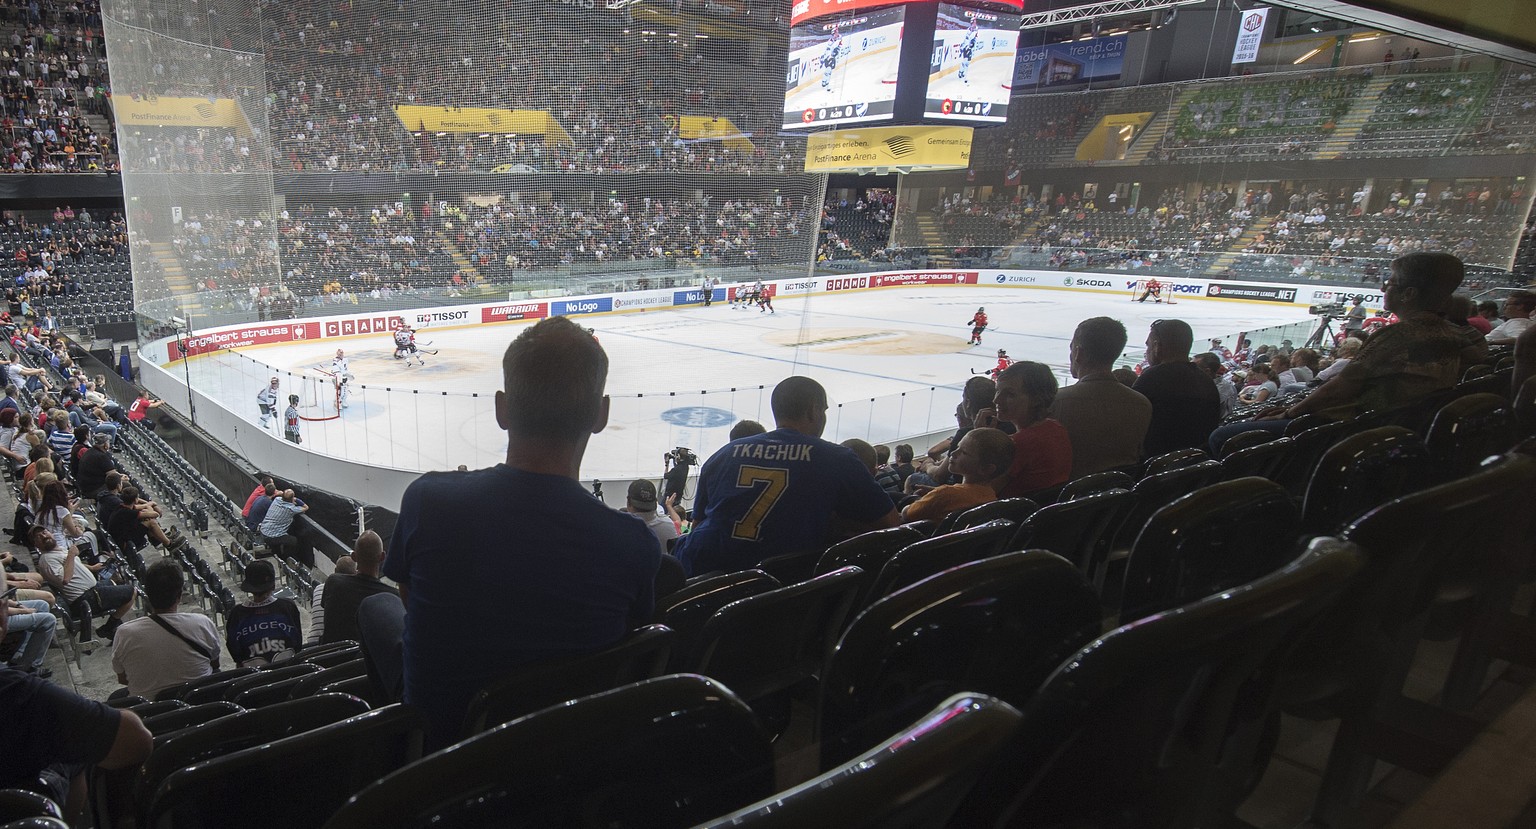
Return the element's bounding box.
[1075,112,1154,161]
[666,115,755,152]
[804,126,972,172]
[392,105,573,146]
[111,96,249,129]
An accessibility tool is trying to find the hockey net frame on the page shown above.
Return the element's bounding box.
[1129,279,1177,305]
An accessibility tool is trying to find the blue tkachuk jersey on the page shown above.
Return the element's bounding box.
[675,429,893,576]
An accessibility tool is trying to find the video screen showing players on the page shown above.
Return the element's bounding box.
[924,3,1021,123]
[783,6,906,130]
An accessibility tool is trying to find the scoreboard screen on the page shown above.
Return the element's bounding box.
[783,6,906,130]
[923,3,1021,123]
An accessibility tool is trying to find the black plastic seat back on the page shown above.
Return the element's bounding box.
[1216,436,1294,482]
[127,699,188,720]
[144,702,244,742]
[1425,393,1516,480]
[1455,367,1513,398]
[1217,428,1276,459]
[286,659,368,701]
[160,669,255,702]
[958,541,1365,829]
[147,703,425,829]
[302,644,362,669]
[1120,478,1300,623]
[1012,489,1133,578]
[754,548,820,586]
[1057,472,1134,503]
[1300,426,1433,535]
[1273,419,1361,498]
[1111,460,1222,552]
[0,788,62,821]
[815,526,924,577]
[217,662,322,702]
[1289,454,1536,706]
[819,552,1100,770]
[462,624,674,737]
[868,519,1017,602]
[1143,448,1210,476]
[950,497,1040,531]
[704,694,1022,829]
[656,569,780,670]
[692,568,863,705]
[320,675,774,829]
[137,693,371,814]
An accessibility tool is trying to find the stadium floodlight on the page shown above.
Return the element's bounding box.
[170,316,188,329]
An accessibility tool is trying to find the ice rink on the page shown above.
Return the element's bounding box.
[182,286,1310,481]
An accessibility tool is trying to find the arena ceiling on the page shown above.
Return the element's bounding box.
[1279,0,1536,66]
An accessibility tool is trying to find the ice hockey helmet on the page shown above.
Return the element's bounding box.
[288,394,300,405]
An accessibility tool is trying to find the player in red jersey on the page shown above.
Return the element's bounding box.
[1136,278,1164,303]
[989,349,1013,376]
[967,307,989,345]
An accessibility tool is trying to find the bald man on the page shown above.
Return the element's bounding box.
[319,531,398,645]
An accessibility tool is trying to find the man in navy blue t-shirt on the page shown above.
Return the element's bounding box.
[379,316,660,748]
[675,376,900,576]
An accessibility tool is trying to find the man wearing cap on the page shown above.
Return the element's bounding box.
[620,479,677,555]
[225,559,302,667]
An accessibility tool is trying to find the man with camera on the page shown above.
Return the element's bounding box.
[662,446,695,505]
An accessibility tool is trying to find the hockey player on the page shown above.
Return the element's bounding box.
[283,394,302,444]
[820,25,846,92]
[333,370,352,411]
[756,280,775,314]
[1136,278,1165,303]
[958,18,979,85]
[394,325,425,367]
[988,348,1012,377]
[256,377,280,428]
[330,348,349,377]
[967,307,989,345]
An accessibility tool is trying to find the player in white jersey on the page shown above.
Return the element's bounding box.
[958,19,979,85]
[256,377,280,428]
[820,26,846,91]
[393,325,424,367]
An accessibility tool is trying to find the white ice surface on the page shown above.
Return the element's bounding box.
[184,286,1309,481]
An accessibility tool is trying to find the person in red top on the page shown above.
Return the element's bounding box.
[988,349,1013,377]
[974,361,1072,498]
[967,307,989,345]
[125,393,162,430]
[1136,278,1164,303]
[241,475,276,519]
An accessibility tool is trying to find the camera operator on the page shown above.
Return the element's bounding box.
[1342,296,1367,338]
[662,447,695,504]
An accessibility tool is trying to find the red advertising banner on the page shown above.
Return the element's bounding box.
[167,321,322,361]
[323,316,402,339]
[481,301,550,324]
[791,0,1022,26]
[870,270,979,287]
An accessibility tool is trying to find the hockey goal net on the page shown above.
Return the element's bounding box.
[1129,279,1177,304]
[296,371,342,421]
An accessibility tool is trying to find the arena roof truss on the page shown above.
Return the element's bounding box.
[1018,0,1205,31]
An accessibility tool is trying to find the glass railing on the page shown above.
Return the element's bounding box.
[176,347,965,479]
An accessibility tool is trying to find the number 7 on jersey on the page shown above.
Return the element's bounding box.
[730,466,789,541]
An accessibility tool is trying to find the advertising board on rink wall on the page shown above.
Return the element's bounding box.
[155,268,1319,364]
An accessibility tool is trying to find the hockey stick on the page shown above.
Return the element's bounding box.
[417,348,439,355]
